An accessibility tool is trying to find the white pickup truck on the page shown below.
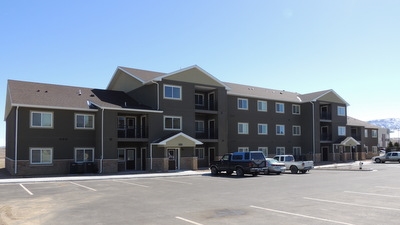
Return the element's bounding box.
[273,155,314,174]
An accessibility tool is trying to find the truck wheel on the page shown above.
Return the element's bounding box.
[236,168,244,177]
[375,158,381,163]
[301,170,307,174]
[252,172,258,177]
[210,167,218,176]
[290,166,299,174]
[226,171,233,176]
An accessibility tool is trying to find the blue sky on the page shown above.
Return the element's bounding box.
[1,0,400,146]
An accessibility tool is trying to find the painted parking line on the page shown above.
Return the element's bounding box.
[69,182,97,191]
[304,197,400,211]
[175,216,203,225]
[250,205,354,225]
[376,186,400,190]
[19,184,33,195]
[344,190,400,198]
[112,180,150,188]
[153,178,192,185]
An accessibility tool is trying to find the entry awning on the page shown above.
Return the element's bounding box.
[340,137,360,146]
[155,132,203,147]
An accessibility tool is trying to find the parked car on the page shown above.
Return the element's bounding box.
[210,151,267,177]
[273,155,314,174]
[263,158,286,175]
[372,151,400,163]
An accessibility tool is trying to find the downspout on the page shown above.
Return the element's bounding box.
[310,101,315,162]
[14,106,19,175]
[150,143,155,170]
[100,108,104,173]
[152,81,159,110]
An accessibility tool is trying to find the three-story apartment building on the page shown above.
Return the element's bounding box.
[4,65,379,176]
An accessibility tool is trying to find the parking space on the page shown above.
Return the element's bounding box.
[1,163,400,224]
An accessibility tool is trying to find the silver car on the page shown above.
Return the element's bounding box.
[264,158,286,175]
[372,151,400,163]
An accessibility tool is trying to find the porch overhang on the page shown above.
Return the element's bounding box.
[339,137,360,146]
[155,132,203,147]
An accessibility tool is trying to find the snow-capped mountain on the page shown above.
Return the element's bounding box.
[368,118,400,130]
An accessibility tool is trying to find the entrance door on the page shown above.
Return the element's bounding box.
[209,120,215,139]
[126,149,136,170]
[141,148,146,170]
[208,92,215,110]
[168,149,178,170]
[322,147,329,161]
[126,117,136,138]
[209,147,215,166]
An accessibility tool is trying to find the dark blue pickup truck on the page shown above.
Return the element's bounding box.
[210,151,267,177]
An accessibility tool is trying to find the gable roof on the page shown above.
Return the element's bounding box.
[154,132,203,146]
[299,89,350,106]
[5,80,159,120]
[107,65,230,92]
[347,116,380,129]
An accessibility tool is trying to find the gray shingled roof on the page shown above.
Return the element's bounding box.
[118,66,166,83]
[347,116,380,129]
[6,80,154,112]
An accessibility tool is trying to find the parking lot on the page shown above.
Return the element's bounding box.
[1,162,400,225]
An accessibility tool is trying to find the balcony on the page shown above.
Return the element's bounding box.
[117,126,148,140]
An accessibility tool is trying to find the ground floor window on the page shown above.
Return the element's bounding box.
[238,147,249,152]
[75,148,94,163]
[30,148,53,164]
[195,148,204,159]
[258,147,268,157]
[276,147,285,155]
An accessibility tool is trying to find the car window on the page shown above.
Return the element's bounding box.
[251,153,265,160]
[232,155,243,160]
[222,155,230,160]
[393,153,398,156]
[285,155,294,161]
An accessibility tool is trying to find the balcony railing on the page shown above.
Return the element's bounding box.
[117,126,148,139]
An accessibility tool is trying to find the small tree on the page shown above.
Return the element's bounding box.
[394,142,399,148]
[388,141,394,148]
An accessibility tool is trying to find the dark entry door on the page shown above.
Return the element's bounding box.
[126,149,135,170]
[322,147,328,161]
[168,149,177,170]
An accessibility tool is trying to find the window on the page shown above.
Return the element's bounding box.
[30,148,52,164]
[75,148,94,163]
[195,148,204,159]
[337,106,346,116]
[164,116,182,130]
[364,146,369,153]
[372,146,378,153]
[195,93,204,106]
[118,149,125,162]
[293,147,301,156]
[75,114,94,129]
[238,98,248,110]
[238,123,249,134]
[195,120,205,133]
[258,100,267,112]
[258,124,268,135]
[276,125,285,135]
[164,85,181,100]
[292,104,300,115]
[31,111,53,128]
[258,147,268,157]
[275,103,285,113]
[372,130,378,138]
[276,147,285,155]
[293,125,301,136]
[364,129,368,138]
[338,126,346,136]
[238,147,249,152]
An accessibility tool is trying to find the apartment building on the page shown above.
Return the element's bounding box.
[4,65,379,176]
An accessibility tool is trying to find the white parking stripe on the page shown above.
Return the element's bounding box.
[113,180,149,188]
[250,205,354,225]
[344,190,400,198]
[154,178,192,185]
[376,186,400,190]
[70,182,97,191]
[304,197,400,211]
[175,216,203,225]
[19,184,33,195]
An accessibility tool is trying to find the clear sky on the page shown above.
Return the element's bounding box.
[1,0,400,146]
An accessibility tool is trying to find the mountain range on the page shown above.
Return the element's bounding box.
[368,118,400,131]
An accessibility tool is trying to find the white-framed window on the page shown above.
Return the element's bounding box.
[164,84,181,100]
[164,116,182,130]
[75,148,94,163]
[258,147,268,157]
[118,149,125,162]
[364,129,368,138]
[238,98,248,110]
[275,103,285,113]
[238,122,249,134]
[293,125,301,136]
[195,120,205,133]
[372,130,378,138]
[292,104,300,115]
[364,145,369,153]
[293,147,301,156]
[75,113,94,129]
[31,111,53,128]
[257,100,267,112]
[258,124,268,135]
[338,126,346,136]
[195,93,204,106]
[30,148,53,164]
[372,146,378,153]
[276,124,285,135]
[276,147,285,155]
[238,147,249,152]
[195,148,204,159]
[337,106,346,116]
